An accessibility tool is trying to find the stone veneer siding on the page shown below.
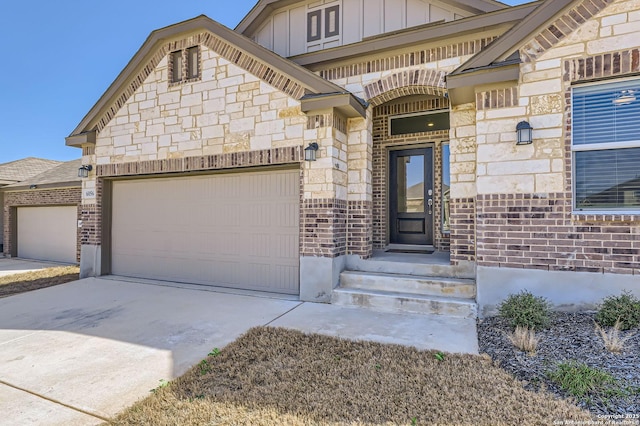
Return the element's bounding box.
[372,98,451,250]
[472,1,640,276]
[3,188,82,262]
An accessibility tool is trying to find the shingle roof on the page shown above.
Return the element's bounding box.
[0,157,62,185]
[3,159,82,189]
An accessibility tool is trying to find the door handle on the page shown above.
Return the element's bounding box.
[427,198,433,215]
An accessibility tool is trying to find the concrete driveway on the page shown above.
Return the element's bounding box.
[0,277,477,425]
[0,258,71,278]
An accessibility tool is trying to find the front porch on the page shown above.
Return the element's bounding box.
[332,249,477,318]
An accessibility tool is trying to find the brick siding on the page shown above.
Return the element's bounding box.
[476,193,640,274]
[3,188,82,261]
[450,198,476,264]
[520,0,615,62]
[347,200,373,258]
[372,99,451,251]
[301,198,347,258]
[318,37,497,80]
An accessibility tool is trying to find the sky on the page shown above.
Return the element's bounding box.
[0,0,526,164]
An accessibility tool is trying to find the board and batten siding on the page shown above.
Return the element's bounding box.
[252,0,470,57]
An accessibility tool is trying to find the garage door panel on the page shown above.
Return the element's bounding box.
[17,206,77,263]
[111,170,300,294]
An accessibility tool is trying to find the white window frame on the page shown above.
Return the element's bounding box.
[571,76,640,214]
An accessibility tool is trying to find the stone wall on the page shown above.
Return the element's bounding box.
[469,0,640,275]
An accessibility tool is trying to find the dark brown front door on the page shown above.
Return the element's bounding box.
[389,148,434,245]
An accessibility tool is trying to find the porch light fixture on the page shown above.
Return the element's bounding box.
[78,164,93,178]
[304,142,319,161]
[516,121,533,145]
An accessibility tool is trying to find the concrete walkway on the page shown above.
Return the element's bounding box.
[0,277,478,425]
[0,258,72,278]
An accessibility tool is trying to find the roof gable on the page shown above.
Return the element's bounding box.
[451,0,616,75]
[447,0,619,104]
[68,15,357,145]
[236,0,508,36]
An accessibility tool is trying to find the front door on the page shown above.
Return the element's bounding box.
[389,148,434,245]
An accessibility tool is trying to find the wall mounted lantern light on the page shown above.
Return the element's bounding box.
[516,121,533,145]
[305,142,319,161]
[78,165,93,178]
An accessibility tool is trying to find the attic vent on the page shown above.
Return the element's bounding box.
[169,46,201,85]
[307,5,340,43]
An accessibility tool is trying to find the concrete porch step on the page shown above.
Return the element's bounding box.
[340,270,476,299]
[331,287,478,318]
[345,254,475,279]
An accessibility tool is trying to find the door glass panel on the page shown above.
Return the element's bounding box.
[396,155,424,213]
[442,144,451,232]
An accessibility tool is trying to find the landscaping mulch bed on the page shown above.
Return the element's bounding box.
[0,266,80,298]
[478,311,640,416]
[110,326,590,426]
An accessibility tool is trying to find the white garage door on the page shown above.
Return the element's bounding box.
[17,206,77,263]
[111,169,300,294]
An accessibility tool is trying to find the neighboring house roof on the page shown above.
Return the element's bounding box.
[0,157,62,186]
[235,0,509,36]
[67,15,366,147]
[4,159,82,190]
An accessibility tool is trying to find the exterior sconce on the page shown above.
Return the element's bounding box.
[78,165,93,178]
[304,142,319,161]
[516,121,533,145]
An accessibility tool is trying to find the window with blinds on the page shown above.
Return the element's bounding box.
[572,79,640,211]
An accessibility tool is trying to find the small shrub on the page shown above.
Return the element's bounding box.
[498,290,551,330]
[547,361,624,401]
[508,326,539,354]
[595,319,636,353]
[595,291,640,331]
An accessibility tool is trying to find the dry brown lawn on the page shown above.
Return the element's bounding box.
[109,327,591,426]
[0,266,80,298]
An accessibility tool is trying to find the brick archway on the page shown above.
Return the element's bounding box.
[363,69,447,107]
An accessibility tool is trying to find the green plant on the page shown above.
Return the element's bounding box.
[498,290,551,330]
[199,360,211,375]
[507,326,539,354]
[150,379,170,393]
[595,319,637,353]
[547,361,626,402]
[595,291,640,330]
[208,348,221,357]
[434,352,445,362]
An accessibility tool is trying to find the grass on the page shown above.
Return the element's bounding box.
[109,327,590,426]
[0,266,80,298]
[547,361,631,404]
[595,319,636,353]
